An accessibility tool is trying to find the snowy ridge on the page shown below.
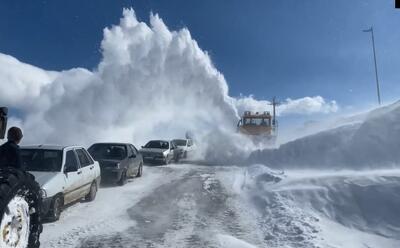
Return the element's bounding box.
[249,101,400,168]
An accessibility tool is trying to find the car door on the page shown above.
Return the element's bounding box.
[130,145,141,174]
[169,142,176,161]
[125,145,134,177]
[75,148,93,198]
[82,148,96,179]
[63,149,83,205]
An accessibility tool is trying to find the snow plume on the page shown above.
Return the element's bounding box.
[0,53,59,109]
[1,8,336,163]
[235,95,338,116]
[1,9,248,162]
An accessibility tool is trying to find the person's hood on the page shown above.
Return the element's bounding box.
[140,148,167,153]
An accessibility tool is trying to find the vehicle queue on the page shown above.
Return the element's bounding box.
[19,138,194,222]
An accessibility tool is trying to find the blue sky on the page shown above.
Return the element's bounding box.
[1,0,399,110]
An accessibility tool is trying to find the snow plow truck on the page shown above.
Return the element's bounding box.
[237,98,279,144]
[0,107,42,248]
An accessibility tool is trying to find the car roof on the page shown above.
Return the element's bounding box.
[21,145,83,150]
[89,142,131,146]
[147,140,169,143]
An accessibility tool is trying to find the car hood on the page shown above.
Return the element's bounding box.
[140,148,167,153]
[29,171,59,187]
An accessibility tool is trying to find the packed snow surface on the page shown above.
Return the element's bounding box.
[40,164,400,248]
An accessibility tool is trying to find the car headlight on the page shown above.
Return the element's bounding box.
[40,189,47,198]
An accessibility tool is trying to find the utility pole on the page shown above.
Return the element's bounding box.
[363,26,381,105]
[269,97,280,127]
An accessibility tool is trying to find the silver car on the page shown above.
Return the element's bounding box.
[140,140,180,165]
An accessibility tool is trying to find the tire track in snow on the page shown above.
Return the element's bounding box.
[40,166,180,248]
[79,166,262,248]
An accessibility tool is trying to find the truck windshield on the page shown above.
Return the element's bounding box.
[21,149,63,172]
[173,139,187,146]
[88,144,127,160]
[144,141,169,149]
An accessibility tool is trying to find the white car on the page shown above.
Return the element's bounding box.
[21,145,101,221]
[172,139,195,158]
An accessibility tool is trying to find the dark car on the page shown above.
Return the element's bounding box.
[88,143,143,185]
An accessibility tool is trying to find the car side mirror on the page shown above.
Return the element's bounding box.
[65,163,78,173]
[129,154,136,158]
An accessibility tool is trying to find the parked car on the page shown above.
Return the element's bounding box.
[140,140,180,165]
[88,143,143,186]
[172,139,195,158]
[20,145,101,222]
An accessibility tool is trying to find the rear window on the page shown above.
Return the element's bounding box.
[144,141,169,149]
[88,144,127,160]
[173,139,187,146]
[21,149,63,172]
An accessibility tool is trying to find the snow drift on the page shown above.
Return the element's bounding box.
[223,165,400,247]
[249,101,400,168]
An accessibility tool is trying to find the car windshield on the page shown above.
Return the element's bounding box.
[173,139,187,146]
[21,149,63,172]
[88,144,127,160]
[144,141,169,149]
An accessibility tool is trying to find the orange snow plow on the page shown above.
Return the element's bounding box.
[237,98,279,144]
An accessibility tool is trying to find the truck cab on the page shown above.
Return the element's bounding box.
[237,111,277,143]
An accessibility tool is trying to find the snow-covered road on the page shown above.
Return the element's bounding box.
[40,164,400,248]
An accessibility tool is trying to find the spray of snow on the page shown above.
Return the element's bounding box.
[0,9,337,163]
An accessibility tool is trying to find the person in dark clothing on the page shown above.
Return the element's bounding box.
[0,126,23,169]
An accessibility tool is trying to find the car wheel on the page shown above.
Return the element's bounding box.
[118,171,127,186]
[48,195,63,222]
[136,164,143,177]
[0,168,42,248]
[85,181,97,202]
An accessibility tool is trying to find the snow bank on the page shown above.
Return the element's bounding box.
[249,101,400,168]
[233,165,400,247]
